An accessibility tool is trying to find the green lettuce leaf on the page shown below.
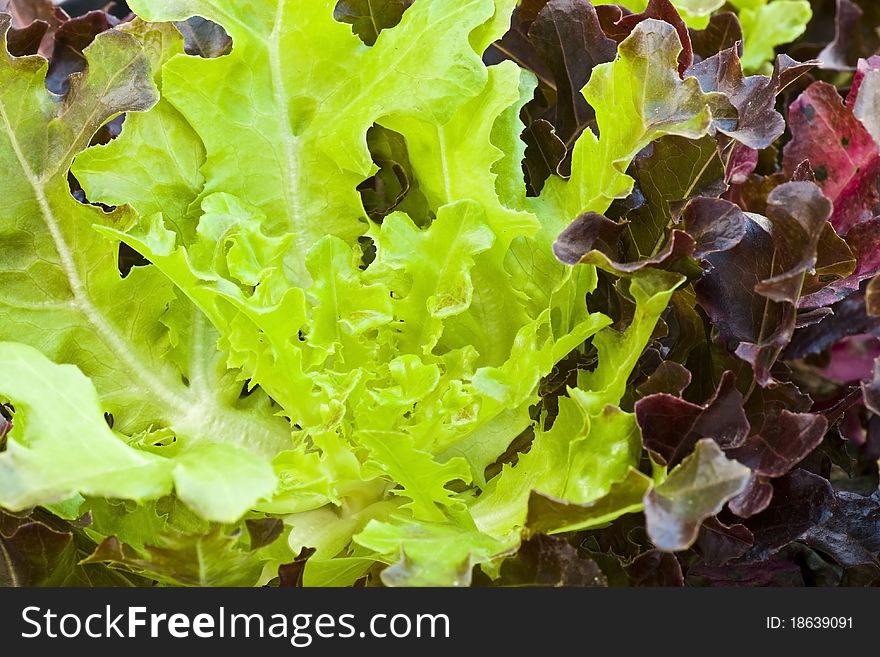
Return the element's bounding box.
[120,0,510,285]
[0,341,276,523]
[729,0,813,71]
[0,19,289,523]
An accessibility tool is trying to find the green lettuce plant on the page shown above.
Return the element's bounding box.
[0,1,752,585]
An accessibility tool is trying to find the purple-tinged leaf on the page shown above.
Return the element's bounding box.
[687,553,805,586]
[173,16,232,58]
[624,135,726,260]
[682,197,747,260]
[488,0,616,188]
[696,517,754,566]
[0,0,65,25]
[724,170,787,216]
[795,307,834,329]
[689,12,742,62]
[526,0,616,155]
[799,225,863,308]
[483,0,554,90]
[636,360,692,398]
[245,518,283,551]
[553,211,695,275]
[818,0,865,71]
[278,547,317,588]
[46,11,117,95]
[498,535,608,587]
[686,48,778,150]
[636,371,750,467]
[726,410,827,477]
[0,0,66,56]
[698,182,833,385]
[743,470,834,561]
[774,54,817,93]
[786,290,880,360]
[552,212,625,266]
[522,119,566,195]
[0,510,140,586]
[597,0,692,76]
[729,475,774,518]
[6,18,47,55]
[803,490,880,568]
[697,218,777,356]
[791,159,816,182]
[685,53,812,177]
[624,550,683,586]
[333,0,412,46]
[753,184,834,304]
[0,512,73,586]
[724,144,759,184]
[644,439,751,552]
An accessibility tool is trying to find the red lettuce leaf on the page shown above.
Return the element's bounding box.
[636,371,749,467]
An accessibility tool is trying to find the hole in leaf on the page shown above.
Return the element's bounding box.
[359,235,377,269]
[278,546,317,587]
[357,124,432,227]
[174,16,233,58]
[152,435,177,448]
[0,403,13,451]
[91,114,126,147]
[117,243,151,279]
[538,346,598,424]
[483,426,535,482]
[333,0,413,46]
[68,171,117,212]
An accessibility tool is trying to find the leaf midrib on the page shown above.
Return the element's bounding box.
[0,92,189,417]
